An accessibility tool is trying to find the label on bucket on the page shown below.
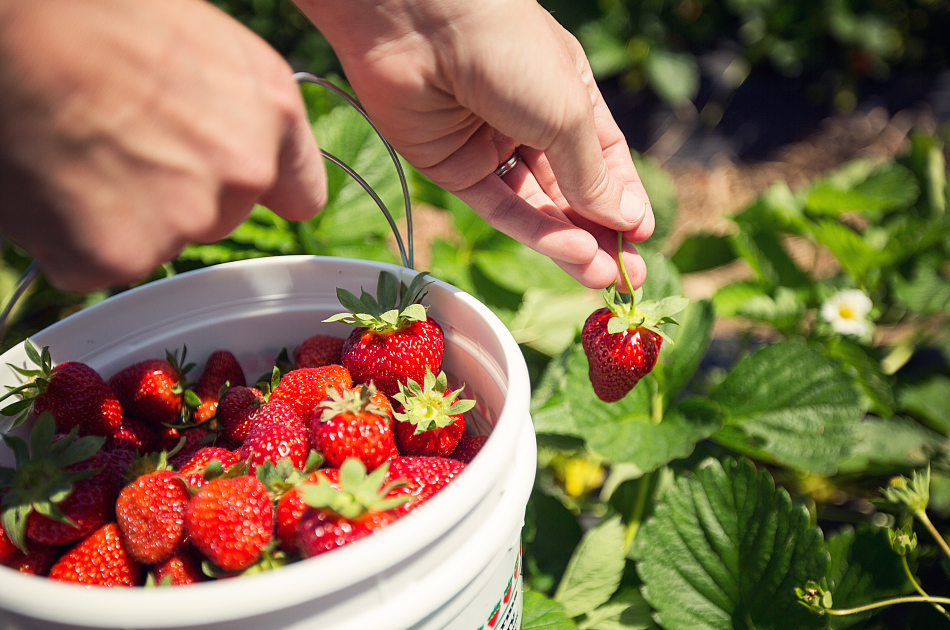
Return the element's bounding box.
[476,543,521,630]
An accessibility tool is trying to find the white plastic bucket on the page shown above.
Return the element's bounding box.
[0,256,536,630]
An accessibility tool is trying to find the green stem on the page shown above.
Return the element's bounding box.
[916,509,950,562]
[651,375,663,425]
[616,231,635,303]
[826,596,950,616]
[902,555,950,621]
[623,470,653,553]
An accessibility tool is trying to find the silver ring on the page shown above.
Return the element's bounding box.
[493,151,521,178]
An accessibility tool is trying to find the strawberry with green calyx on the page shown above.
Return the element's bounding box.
[108,346,195,427]
[115,451,191,565]
[581,233,689,403]
[177,447,242,488]
[0,340,123,436]
[392,369,475,458]
[0,412,109,553]
[324,270,444,398]
[256,453,325,553]
[296,458,409,558]
[312,382,395,471]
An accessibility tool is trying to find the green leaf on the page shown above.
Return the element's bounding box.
[310,106,405,240]
[524,489,584,593]
[536,343,721,472]
[823,337,896,418]
[473,245,579,294]
[710,339,864,474]
[825,525,912,629]
[509,288,602,358]
[522,589,578,630]
[834,416,946,475]
[632,458,830,630]
[671,235,737,274]
[554,514,626,617]
[891,263,950,315]
[643,49,699,105]
[655,299,714,409]
[806,162,920,217]
[897,375,950,435]
[582,588,658,630]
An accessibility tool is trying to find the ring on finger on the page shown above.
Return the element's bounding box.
[493,150,522,178]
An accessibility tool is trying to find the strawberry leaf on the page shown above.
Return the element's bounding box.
[632,458,830,630]
[553,514,626,617]
[521,590,577,630]
[709,339,864,475]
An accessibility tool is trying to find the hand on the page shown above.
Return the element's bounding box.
[296,0,654,289]
[0,0,326,292]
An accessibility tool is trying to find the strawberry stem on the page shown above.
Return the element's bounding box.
[616,231,636,307]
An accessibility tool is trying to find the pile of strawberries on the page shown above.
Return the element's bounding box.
[0,271,487,586]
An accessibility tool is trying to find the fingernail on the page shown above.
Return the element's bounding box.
[620,189,647,227]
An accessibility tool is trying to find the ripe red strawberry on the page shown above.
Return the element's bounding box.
[581,284,688,403]
[1,540,62,576]
[269,365,352,423]
[184,474,273,572]
[217,386,265,444]
[108,349,192,426]
[325,271,444,398]
[177,447,241,488]
[296,459,407,558]
[115,468,191,564]
[105,416,159,453]
[392,369,475,458]
[0,415,117,551]
[192,349,246,424]
[274,468,339,553]
[294,335,345,369]
[164,426,216,469]
[448,434,488,464]
[0,341,122,437]
[238,414,310,474]
[48,522,143,586]
[384,456,466,517]
[312,384,395,471]
[0,522,18,563]
[150,546,207,586]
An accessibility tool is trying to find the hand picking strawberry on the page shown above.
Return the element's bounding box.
[581,233,689,403]
[325,271,444,398]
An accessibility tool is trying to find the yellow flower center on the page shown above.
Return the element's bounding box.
[838,306,854,320]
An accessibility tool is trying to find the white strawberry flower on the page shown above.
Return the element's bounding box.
[820,289,874,337]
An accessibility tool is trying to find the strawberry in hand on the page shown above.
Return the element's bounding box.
[324,271,444,398]
[581,234,689,403]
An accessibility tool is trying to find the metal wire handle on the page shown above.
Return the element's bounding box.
[294,72,414,271]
